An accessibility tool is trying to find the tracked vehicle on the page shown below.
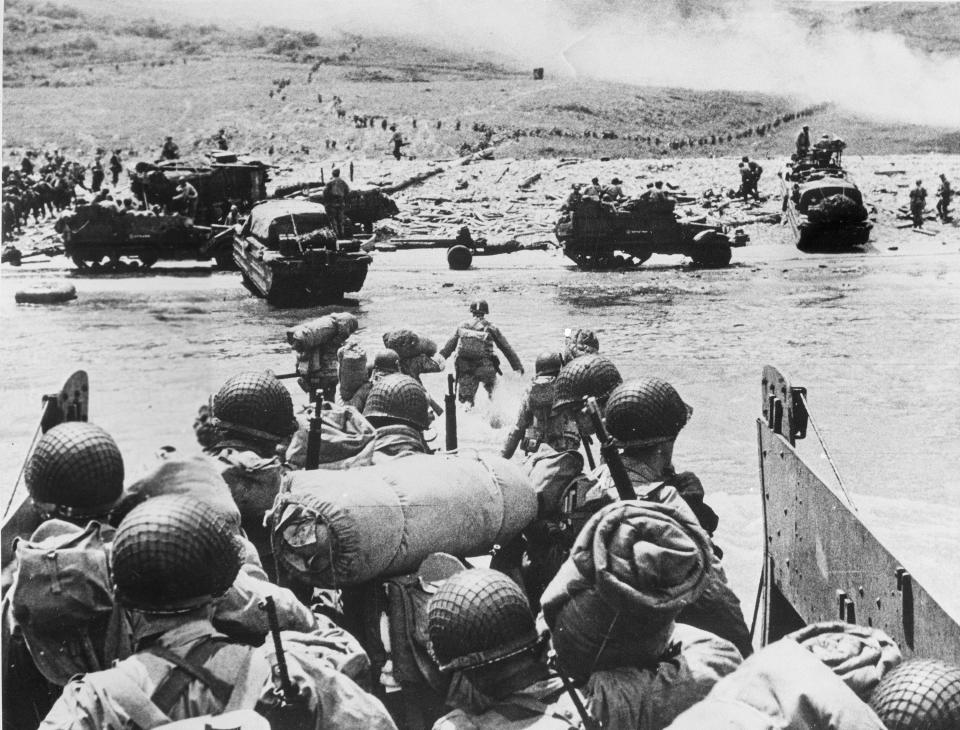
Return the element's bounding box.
[555,195,748,269]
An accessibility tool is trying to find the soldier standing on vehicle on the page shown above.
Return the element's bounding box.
[160,135,180,160]
[582,177,602,200]
[562,183,582,211]
[501,352,579,459]
[172,178,199,219]
[795,125,810,158]
[936,173,952,222]
[322,167,350,237]
[40,495,397,730]
[90,155,105,192]
[439,300,524,408]
[910,179,927,229]
[215,128,229,151]
[602,177,625,202]
[108,149,123,187]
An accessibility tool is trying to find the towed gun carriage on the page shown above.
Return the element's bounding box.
[555,194,748,269]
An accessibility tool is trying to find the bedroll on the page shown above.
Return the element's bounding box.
[272,453,537,586]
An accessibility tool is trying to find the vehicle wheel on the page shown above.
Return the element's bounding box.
[138,254,158,269]
[214,252,236,270]
[692,242,732,267]
[447,245,473,270]
[71,256,90,270]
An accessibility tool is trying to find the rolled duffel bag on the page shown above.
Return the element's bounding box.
[382,329,422,360]
[272,453,537,587]
[287,312,358,351]
[338,338,368,399]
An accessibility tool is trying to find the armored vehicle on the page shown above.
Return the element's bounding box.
[555,195,748,269]
[56,153,269,270]
[233,199,372,304]
[780,139,871,251]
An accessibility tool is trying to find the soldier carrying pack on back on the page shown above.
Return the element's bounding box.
[501,352,579,459]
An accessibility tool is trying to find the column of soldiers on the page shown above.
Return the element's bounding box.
[4,297,959,730]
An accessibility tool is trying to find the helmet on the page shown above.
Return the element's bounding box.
[604,378,692,447]
[372,348,401,373]
[469,300,489,316]
[869,659,960,730]
[211,371,298,442]
[535,351,562,377]
[26,422,124,520]
[112,495,241,613]
[427,569,540,672]
[363,373,430,429]
[551,354,623,413]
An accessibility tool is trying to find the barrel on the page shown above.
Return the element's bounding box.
[272,453,537,586]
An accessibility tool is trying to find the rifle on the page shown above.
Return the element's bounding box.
[305,406,322,470]
[583,396,634,500]
[260,596,298,703]
[445,374,458,452]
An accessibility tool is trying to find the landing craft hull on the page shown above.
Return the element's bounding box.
[757,366,960,663]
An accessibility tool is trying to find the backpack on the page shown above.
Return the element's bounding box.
[456,327,492,360]
[10,520,131,685]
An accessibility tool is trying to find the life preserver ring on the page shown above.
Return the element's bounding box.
[14,282,77,304]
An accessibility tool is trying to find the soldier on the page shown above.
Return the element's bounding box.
[439,300,524,408]
[362,373,432,462]
[172,178,199,219]
[562,183,582,211]
[108,149,123,187]
[550,354,622,443]
[582,177,602,200]
[602,177,624,202]
[215,128,229,151]
[222,203,240,226]
[428,569,587,729]
[161,135,180,160]
[41,495,397,730]
[390,125,408,160]
[342,348,400,412]
[936,173,952,221]
[739,156,762,200]
[20,152,34,176]
[562,328,599,363]
[597,379,753,657]
[869,659,960,730]
[795,124,810,158]
[322,167,350,237]
[287,313,359,402]
[90,155,105,192]
[910,179,927,229]
[195,371,299,579]
[501,352,579,459]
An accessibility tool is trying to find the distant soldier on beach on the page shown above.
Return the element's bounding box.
[390,125,408,160]
[214,128,229,151]
[910,179,928,228]
[937,173,952,221]
[90,155,105,192]
[108,150,123,187]
[322,167,350,237]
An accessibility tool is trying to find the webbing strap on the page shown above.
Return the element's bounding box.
[148,639,236,714]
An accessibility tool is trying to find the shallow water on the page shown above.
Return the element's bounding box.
[2,240,959,615]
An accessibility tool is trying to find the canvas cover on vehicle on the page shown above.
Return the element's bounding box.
[246,200,330,245]
[272,454,537,586]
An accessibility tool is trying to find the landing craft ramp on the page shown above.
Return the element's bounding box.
[756,366,960,662]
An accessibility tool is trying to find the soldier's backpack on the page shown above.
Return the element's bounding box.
[456,327,492,360]
[524,379,557,452]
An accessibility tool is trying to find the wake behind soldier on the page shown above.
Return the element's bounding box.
[322,167,350,237]
[910,179,927,228]
[439,299,524,408]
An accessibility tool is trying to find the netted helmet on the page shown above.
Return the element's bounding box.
[112,495,241,613]
[372,349,401,373]
[428,569,540,672]
[535,351,562,377]
[470,300,489,316]
[570,328,599,352]
[363,373,430,430]
[26,422,124,520]
[211,371,298,442]
[869,659,960,730]
[604,378,692,447]
[551,354,622,412]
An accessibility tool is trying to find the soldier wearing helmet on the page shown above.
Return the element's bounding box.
[910,179,928,229]
[439,300,524,408]
[501,351,579,459]
[561,327,599,364]
[196,371,299,578]
[363,373,433,463]
[428,569,586,729]
[287,312,359,402]
[598,378,753,658]
[41,495,397,730]
[24,421,124,524]
[869,658,960,730]
[551,354,622,442]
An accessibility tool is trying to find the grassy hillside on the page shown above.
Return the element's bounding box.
[3,0,957,165]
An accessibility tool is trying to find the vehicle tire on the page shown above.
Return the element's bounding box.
[214,251,236,270]
[447,245,473,270]
[15,281,77,304]
[691,232,732,268]
[138,254,158,269]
